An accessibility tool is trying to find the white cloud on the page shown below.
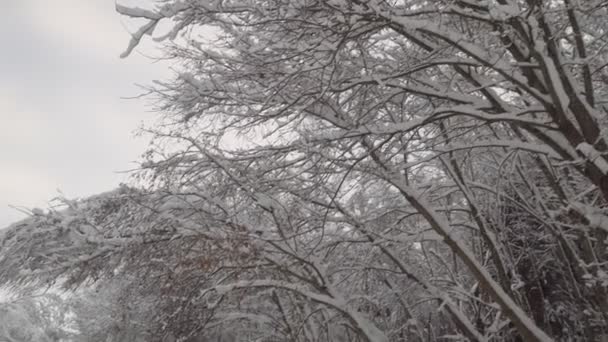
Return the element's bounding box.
[0,166,58,205]
[0,90,47,141]
[0,1,170,228]
[22,0,133,57]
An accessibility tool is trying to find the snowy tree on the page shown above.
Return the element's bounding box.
[117,0,608,340]
[1,0,608,341]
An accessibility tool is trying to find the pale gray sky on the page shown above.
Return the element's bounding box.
[0,1,168,227]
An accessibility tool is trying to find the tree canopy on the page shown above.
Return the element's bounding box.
[2,0,608,341]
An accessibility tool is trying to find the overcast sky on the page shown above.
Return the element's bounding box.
[0,1,168,227]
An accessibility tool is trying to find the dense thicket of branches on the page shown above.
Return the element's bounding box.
[2,0,608,341]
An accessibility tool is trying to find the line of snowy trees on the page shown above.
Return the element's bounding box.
[1,0,608,341]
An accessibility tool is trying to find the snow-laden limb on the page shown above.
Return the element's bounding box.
[577,142,608,175]
[346,221,489,342]
[210,279,389,342]
[389,178,553,342]
[380,11,550,104]
[568,201,608,233]
[115,2,166,58]
[0,187,227,290]
[115,4,161,20]
[119,19,159,58]
[357,134,553,341]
